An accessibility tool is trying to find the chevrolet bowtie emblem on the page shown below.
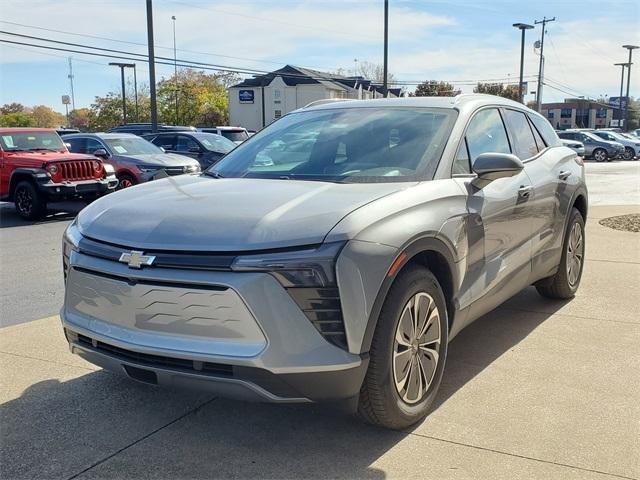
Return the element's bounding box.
[119,250,156,269]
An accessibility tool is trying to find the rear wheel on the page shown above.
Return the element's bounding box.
[14,181,46,220]
[536,208,585,299]
[117,173,137,190]
[592,148,607,162]
[358,265,448,430]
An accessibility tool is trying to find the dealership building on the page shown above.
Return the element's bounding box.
[541,98,616,130]
[228,65,401,131]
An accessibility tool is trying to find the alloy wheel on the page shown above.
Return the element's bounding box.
[594,150,606,162]
[623,148,634,160]
[15,187,33,216]
[392,292,441,405]
[566,222,584,287]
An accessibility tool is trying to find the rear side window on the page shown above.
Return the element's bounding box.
[465,108,511,164]
[152,135,176,150]
[86,138,105,155]
[503,109,539,160]
[528,114,560,147]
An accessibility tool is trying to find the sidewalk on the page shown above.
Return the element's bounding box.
[1,205,638,480]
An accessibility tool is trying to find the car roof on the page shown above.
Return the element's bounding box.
[62,132,139,139]
[0,127,56,133]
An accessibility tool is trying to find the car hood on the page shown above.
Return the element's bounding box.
[77,175,407,251]
[4,151,95,163]
[114,152,198,166]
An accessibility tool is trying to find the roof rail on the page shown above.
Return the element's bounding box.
[303,98,353,109]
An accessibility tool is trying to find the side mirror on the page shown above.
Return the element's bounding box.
[161,145,172,151]
[472,152,524,188]
[64,142,72,149]
[93,148,109,158]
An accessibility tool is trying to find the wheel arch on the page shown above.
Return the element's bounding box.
[8,169,43,199]
[359,236,459,355]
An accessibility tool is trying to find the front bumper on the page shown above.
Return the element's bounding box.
[61,250,366,403]
[39,177,118,200]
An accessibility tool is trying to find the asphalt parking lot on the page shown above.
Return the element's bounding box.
[1,161,639,479]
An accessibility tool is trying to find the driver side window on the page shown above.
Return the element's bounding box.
[465,108,511,165]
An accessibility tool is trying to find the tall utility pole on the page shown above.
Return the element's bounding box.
[132,64,139,122]
[622,45,638,130]
[383,0,388,97]
[172,15,178,124]
[534,16,555,112]
[67,58,76,112]
[147,0,158,132]
[614,63,628,125]
[513,23,534,104]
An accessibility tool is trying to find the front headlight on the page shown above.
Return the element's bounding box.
[62,221,82,283]
[231,242,345,287]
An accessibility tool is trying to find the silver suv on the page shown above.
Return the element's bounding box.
[62,95,587,429]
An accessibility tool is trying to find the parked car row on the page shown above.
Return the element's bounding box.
[556,129,630,162]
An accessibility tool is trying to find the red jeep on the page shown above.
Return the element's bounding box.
[0,128,118,219]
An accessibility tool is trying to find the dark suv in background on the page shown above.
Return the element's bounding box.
[108,123,196,136]
[142,131,236,169]
[63,133,200,188]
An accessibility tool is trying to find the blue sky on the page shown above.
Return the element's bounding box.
[1,0,638,112]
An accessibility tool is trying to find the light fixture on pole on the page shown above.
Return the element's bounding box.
[622,45,638,130]
[172,15,178,124]
[108,62,135,124]
[513,23,534,103]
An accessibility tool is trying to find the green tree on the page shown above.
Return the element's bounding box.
[0,112,34,127]
[157,69,229,126]
[31,105,65,127]
[474,82,520,101]
[413,80,457,97]
[626,97,639,131]
[69,108,94,130]
[0,103,26,115]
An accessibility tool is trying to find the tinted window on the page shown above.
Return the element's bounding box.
[66,137,86,153]
[220,130,249,142]
[151,135,176,150]
[529,118,546,150]
[86,138,105,155]
[528,114,560,147]
[212,107,457,183]
[465,108,511,163]
[503,109,538,159]
[176,135,200,152]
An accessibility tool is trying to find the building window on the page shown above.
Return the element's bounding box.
[547,111,554,119]
[274,110,282,119]
[560,108,572,118]
[596,108,607,118]
[274,90,281,99]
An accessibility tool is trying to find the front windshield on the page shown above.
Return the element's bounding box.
[210,107,456,183]
[104,136,163,155]
[193,133,236,153]
[0,131,65,151]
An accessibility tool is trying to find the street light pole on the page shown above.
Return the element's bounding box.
[534,17,555,111]
[172,15,178,124]
[147,0,158,133]
[109,62,135,124]
[383,0,388,97]
[614,62,628,125]
[622,45,638,130]
[513,23,534,104]
[132,64,139,122]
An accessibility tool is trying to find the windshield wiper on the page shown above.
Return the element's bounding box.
[204,170,224,178]
[27,148,57,151]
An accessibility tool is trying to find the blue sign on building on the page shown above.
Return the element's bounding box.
[609,96,628,110]
[239,90,254,103]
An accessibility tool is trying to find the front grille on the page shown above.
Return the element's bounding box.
[60,160,96,181]
[286,287,347,350]
[75,332,233,377]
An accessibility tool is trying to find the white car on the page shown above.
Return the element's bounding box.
[198,126,250,145]
[560,138,585,156]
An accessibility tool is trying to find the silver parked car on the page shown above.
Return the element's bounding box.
[62,95,588,429]
[590,130,640,160]
[557,130,623,162]
[560,138,585,156]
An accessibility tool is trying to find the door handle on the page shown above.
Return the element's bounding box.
[518,185,533,198]
[559,171,572,180]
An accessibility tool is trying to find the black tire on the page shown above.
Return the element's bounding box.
[14,181,46,220]
[117,173,137,190]
[358,265,448,430]
[592,148,607,162]
[536,208,585,299]
[623,147,635,161]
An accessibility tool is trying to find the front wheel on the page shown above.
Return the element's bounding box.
[358,265,448,430]
[623,147,635,161]
[116,173,137,190]
[14,181,46,220]
[536,208,585,299]
[592,148,607,162]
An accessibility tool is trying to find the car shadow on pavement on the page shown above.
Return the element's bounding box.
[1,289,571,479]
[0,202,82,228]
